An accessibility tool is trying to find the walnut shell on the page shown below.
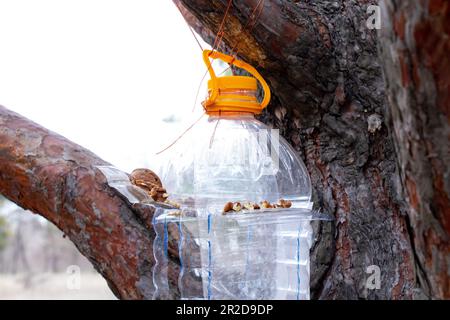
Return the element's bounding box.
[232,202,242,212]
[260,200,273,209]
[130,168,166,202]
[130,168,162,190]
[223,202,234,213]
[278,199,292,208]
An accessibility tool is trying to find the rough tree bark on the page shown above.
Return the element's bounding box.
[379,0,450,298]
[0,0,448,299]
[174,0,449,299]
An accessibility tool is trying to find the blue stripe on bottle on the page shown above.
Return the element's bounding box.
[296,225,301,300]
[244,225,252,293]
[208,240,212,300]
[163,217,168,259]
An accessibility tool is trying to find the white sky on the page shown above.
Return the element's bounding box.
[0,0,212,173]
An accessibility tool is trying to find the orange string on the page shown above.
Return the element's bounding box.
[193,0,234,112]
[157,0,265,155]
[192,69,209,112]
[209,116,221,148]
[229,0,265,56]
[188,25,204,51]
[216,0,265,76]
[155,112,206,155]
[211,0,233,53]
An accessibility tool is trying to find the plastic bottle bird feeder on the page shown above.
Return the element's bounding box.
[97,50,332,300]
[151,50,332,300]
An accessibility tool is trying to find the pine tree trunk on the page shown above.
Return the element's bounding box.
[378,0,450,299]
[0,0,448,299]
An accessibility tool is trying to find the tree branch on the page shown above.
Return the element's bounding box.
[0,105,155,299]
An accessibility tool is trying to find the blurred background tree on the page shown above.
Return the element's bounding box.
[0,215,10,252]
[0,196,11,252]
[0,196,11,274]
[0,195,115,299]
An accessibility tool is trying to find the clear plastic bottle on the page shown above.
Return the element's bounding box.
[159,110,312,211]
[152,50,330,300]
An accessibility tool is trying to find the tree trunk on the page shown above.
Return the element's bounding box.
[378,0,450,299]
[175,0,449,299]
[0,0,448,299]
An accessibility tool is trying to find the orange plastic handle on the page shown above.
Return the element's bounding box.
[202,49,271,110]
